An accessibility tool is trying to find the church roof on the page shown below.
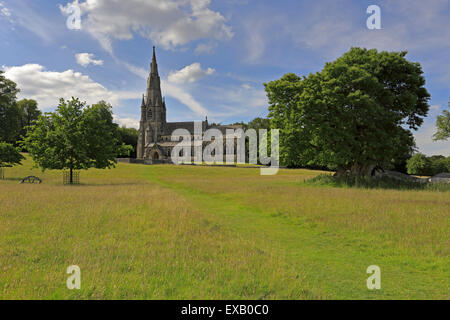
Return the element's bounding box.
[163,121,207,135]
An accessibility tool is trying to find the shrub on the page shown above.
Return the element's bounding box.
[305,173,450,192]
[407,153,431,175]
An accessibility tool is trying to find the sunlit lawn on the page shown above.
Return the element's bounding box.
[0,155,448,299]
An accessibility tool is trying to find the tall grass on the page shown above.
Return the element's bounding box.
[0,155,448,299]
[305,173,450,191]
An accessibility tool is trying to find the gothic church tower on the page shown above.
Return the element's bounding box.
[137,47,167,159]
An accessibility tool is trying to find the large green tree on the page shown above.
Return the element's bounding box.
[265,48,430,175]
[0,70,21,144]
[23,98,132,184]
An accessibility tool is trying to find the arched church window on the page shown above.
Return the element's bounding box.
[147,109,152,120]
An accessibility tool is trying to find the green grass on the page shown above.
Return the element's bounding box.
[0,155,448,299]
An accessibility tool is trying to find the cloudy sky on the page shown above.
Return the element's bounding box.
[1,0,449,155]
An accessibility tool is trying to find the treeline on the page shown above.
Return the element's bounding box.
[116,126,138,158]
[238,112,450,175]
[0,70,41,147]
[407,154,450,176]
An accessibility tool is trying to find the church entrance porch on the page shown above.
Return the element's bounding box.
[145,146,164,161]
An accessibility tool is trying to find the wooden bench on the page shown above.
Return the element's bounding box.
[20,176,42,184]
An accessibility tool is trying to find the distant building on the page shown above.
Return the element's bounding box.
[137,47,242,162]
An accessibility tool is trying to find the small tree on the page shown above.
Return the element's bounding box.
[406,153,431,176]
[0,142,25,178]
[23,98,132,184]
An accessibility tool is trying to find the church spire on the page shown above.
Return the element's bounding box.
[144,46,166,124]
[146,46,162,107]
[151,46,158,75]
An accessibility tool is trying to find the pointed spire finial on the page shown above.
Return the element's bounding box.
[151,46,158,75]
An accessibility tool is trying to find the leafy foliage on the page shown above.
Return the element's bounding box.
[22,98,132,183]
[247,117,271,131]
[117,126,138,158]
[433,103,450,141]
[0,70,21,144]
[265,48,430,174]
[16,99,41,142]
[0,71,41,146]
[306,173,450,192]
[407,153,449,176]
[0,142,25,168]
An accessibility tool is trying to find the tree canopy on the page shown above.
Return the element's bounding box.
[407,153,449,176]
[265,48,430,175]
[0,71,40,146]
[433,100,450,141]
[16,99,41,141]
[117,126,138,158]
[0,142,25,168]
[0,70,21,144]
[23,98,132,184]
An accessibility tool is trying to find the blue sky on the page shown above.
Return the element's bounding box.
[1,0,449,156]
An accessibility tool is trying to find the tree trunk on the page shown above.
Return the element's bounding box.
[70,167,73,185]
[335,164,376,177]
[349,163,376,177]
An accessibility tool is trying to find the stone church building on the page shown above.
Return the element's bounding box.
[137,47,242,162]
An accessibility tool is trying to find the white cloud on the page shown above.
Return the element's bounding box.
[59,0,233,51]
[121,61,210,117]
[430,105,441,111]
[195,42,217,54]
[4,64,119,110]
[121,62,148,79]
[75,53,104,67]
[0,2,11,17]
[217,84,267,109]
[412,103,450,156]
[201,82,268,122]
[168,62,215,84]
[414,123,450,157]
[113,115,139,129]
[242,19,267,63]
[162,80,208,116]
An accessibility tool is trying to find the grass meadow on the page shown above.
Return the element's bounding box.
[0,155,448,299]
